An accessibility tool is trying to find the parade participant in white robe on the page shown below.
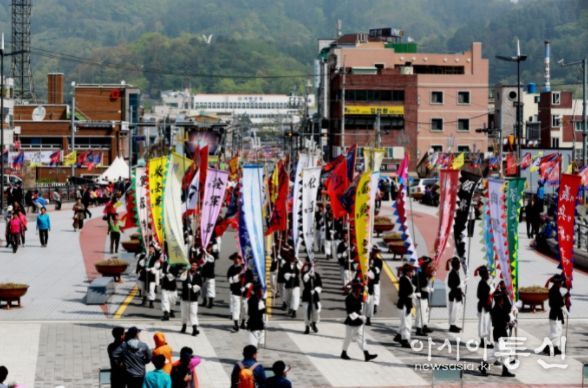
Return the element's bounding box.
[369,247,384,315]
[340,279,378,362]
[180,261,202,336]
[227,253,247,332]
[414,256,434,335]
[200,247,217,308]
[247,282,266,347]
[446,256,464,333]
[301,259,322,334]
[475,265,493,348]
[283,256,301,318]
[542,274,568,356]
[160,259,178,321]
[395,263,416,348]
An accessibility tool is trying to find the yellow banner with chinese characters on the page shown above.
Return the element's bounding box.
[63,151,77,167]
[345,105,404,116]
[355,171,373,281]
[148,156,169,245]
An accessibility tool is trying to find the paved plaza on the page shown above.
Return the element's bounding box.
[1,201,588,387]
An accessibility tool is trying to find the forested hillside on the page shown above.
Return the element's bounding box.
[0,0,585,98]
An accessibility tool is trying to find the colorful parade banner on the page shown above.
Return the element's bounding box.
[506,178,526,299]
[301,167,322,260]
[432,169,460,272]
[482,193,495,273]
[63,151,77,167]
[134,166,151,245]
[293,152,313,253]
[488,178,513,299]
[201,168,229,249]
[367,171,380,251]
[186,172,199,211]
[363,147,385,172]
[453,171,481,261]
[346,145,357,182]
[242,164,266,288]
[266,161,289,235]
[228,154,240,181]
[163,153,192,265]
[452,153,464,170]
[391,154,417,264]
[557,174,581,288]
[148,156,169,245]
[326,157,349,219]
[355,171,372,278]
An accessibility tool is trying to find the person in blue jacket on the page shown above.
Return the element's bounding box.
[36,207,51,247]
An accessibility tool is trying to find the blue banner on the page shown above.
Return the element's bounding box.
[242,164,266,288]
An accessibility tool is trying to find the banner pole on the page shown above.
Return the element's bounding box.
[407,186,424,326]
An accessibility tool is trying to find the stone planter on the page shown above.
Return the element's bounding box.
[130,233,140,241]
[95,260,129,282]
[122,239,142,253]
[0,283,29,309]
[519,287,549,312]
[382,232,403,244]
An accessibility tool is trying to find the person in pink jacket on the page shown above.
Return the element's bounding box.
[8,213,23,253]
[17,211,27,246]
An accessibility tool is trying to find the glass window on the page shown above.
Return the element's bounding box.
[431,118,443,131]
[457,145,470,152]
[457,119,470,131]
[551,137,559,148]
[575,121,585,131]
[457,91,470,104]
[431,145,443,152]
[552,115,561,128]
[431,91,443,104]
[552,92,561,105]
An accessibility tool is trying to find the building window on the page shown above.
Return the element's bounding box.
[534,96,540,104]
[457,91,470,104]
[552,92,561,105]
[551,137,559,148]
[457,119,470,131]
[575,121,585,131]
[457,145,470,153]
[552,114,561,128]
[431,145,443,152]
[431,91,443,104]
[431,118,443,131]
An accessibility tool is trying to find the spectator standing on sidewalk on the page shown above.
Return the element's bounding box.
[51,190,62,211]
[171,347,202,388]
[112,326,151,388]
[107,326,126,388]
[143,355,172,388]
[266,361,292,388]
[108,214,123,254]
[152,332,174,374]
[230,345,266,388]
[36,207,51,247]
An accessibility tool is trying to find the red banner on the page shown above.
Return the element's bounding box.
[266,162,289,235]
[505,153,517,176]
[326,157,349,219]
[557,174,581,288]
[432,169,460,272]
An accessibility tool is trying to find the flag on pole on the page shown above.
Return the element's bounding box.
[520,152,532,170]
[451,153,465,170]
[200,169,229,249]
[64,151,77,167]
[346,145,357,182]
[242,164,266,288]
[488,178,513,301]
[506,178,526,299]
[355,171,372,279]
[557,174,581,289]
[325,157,349,219]
[432,169,460,272]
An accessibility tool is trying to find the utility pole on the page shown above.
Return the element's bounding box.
[340,57,346,157]
[374,113,381,148]
[71,81,76,178]
[128,105,134,179]
[1,34,5,210]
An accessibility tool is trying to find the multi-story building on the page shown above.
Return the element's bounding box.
[14,73,140,181]
[538,90,584,151]
[494,83,541,147]
[318,28,489,171]
[192,93,312,127]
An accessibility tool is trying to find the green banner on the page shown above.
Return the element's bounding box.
[506,178,526,300]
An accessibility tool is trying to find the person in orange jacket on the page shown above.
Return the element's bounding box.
[152,332,174,374]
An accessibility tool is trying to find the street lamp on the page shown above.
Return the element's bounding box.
[71,81,76,178]
[559,57,587,168]
[496,40,527,168]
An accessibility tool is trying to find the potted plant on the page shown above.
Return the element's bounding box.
[0,283,29,309]
[122,239,142,253]
[519,286,549,312]
[95,258,129,282]
[374,216,394,236]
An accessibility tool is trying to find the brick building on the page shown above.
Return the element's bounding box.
[317,28,489,171]
[538,90,584,151]
[14,73,140,181]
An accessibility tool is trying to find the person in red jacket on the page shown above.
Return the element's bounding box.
[8,213,23,253]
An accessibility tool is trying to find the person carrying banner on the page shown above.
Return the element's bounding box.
[227,253,246,333]
[181,261,202,336]
[283,255,301,318]
[541,274,568,356]
[340,279,378,362]
[414,256,434,336]
[447,257,464,333]
[200,244,217,309]
[479,288,516,378]
[301,258,322,334]
[370,247,384,315]
[395,263,416,348]
[160,259,178,321]
[278,244,294,309]
[365,252,381,326]
[475,265,493,348]
[247,282,266,348]
[145,246,162,309]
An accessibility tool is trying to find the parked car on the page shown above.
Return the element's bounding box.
[409,178,438,196]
